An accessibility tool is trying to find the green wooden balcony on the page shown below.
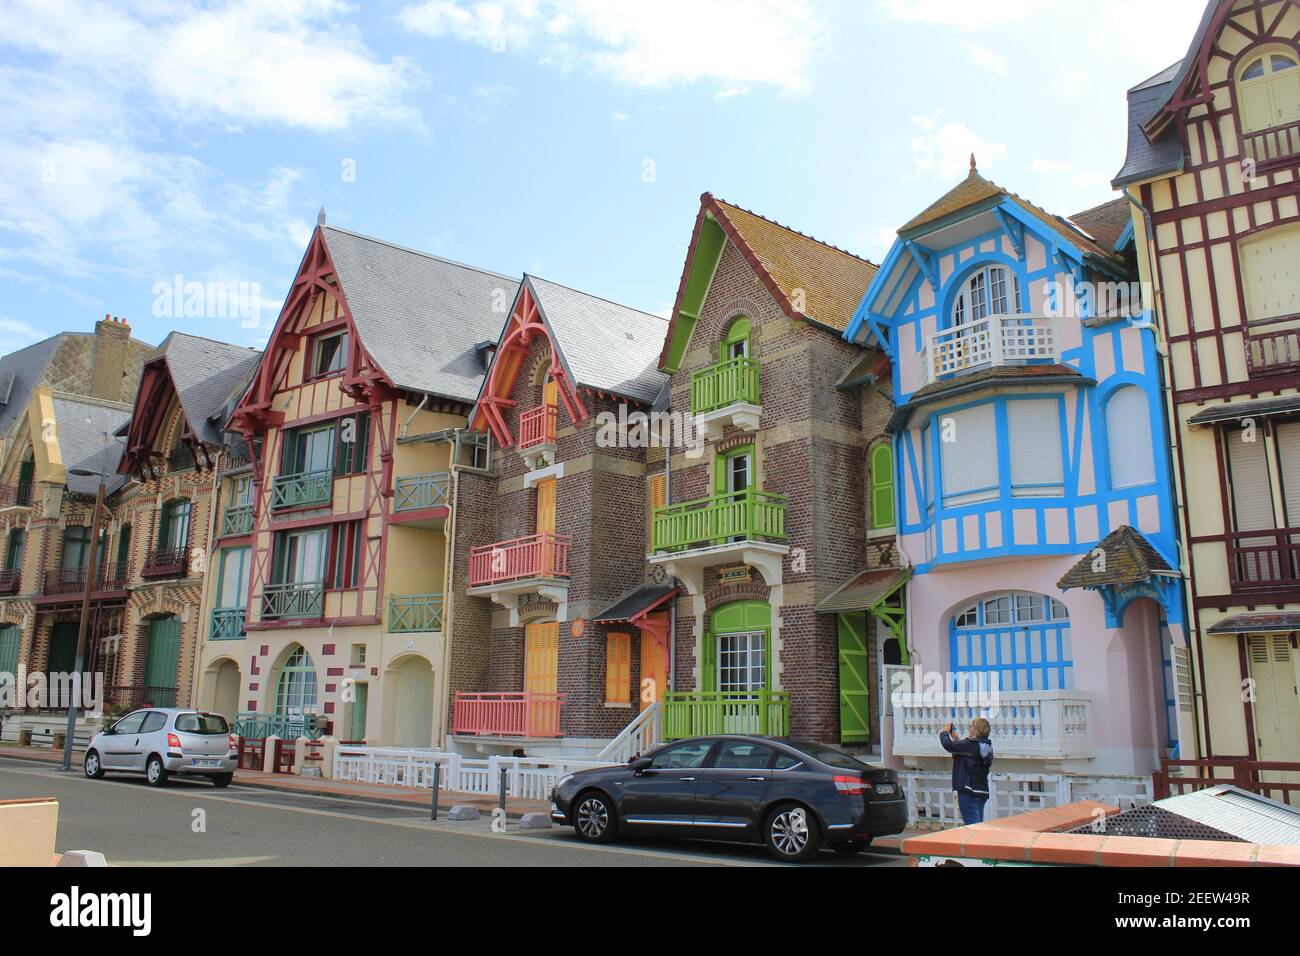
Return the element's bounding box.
[691,356,761,416]
[663,690,790,740]
[388,593,444,633]
[394,472,450,512]
[209,607,246,641]
[261,581,324,621]
[234,712,327,740]
[652,488,787,553]
[270,469,333,510]
[220,504,254,537]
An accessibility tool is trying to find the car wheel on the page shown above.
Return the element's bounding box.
[83,749,105,780]
[145,755,169,787]
[764,803,823,863]
[832,838,872,855]
[212,773,233,788]
[572,791,617,844]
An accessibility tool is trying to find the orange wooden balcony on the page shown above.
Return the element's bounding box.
[452,691,563,738]
[468,532,571,588]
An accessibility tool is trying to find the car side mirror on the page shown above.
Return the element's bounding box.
[630,757,653,775]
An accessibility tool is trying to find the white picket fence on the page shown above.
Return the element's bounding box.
[900,770,1154,829]
[332,746,615,801]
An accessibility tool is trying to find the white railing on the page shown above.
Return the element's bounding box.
[332,747,615,801]
[596,702,664,763]
[900,770,1153,829]
[892,690,1093,760]
[922,314,1057,385]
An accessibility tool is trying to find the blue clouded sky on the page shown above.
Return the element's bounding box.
[0,0,1208,354]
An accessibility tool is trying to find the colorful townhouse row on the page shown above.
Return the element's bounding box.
[0,0,1293,822]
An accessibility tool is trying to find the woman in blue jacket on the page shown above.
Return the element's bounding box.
[940,718,994,825]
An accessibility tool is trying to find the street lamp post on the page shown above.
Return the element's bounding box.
[58,436,120,772]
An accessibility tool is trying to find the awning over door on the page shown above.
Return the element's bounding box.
[594,584,680,624]
[816,568,910,615]
[1187,394,1300,426]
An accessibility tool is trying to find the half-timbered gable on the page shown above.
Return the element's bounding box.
[1114,0,1300,774]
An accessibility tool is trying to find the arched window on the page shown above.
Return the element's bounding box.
[869,443,895,530]
[953,265,1022,328]
[721,316,752,362]
[949,592,1072,691]
[1237,49,1300,135]
[1105,386,1156,489]
[275,646,318,715]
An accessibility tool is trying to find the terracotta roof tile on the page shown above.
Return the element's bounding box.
[1069,198,1133,251]
[710,197,878,333]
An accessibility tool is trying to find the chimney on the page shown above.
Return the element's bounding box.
[91,314,132,402]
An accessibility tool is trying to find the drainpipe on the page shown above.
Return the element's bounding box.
[188,450,223,710]
[664,425,676,693]
[402,394,430,439]
[1125,186,1209,762]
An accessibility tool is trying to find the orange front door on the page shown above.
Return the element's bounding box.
[524,621,560,736]
[640,617,669,711]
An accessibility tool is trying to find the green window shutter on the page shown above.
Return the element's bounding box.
[701,630,717,692]
[0,625,20,679]
[870,443,895,530]
[5,529,22,572]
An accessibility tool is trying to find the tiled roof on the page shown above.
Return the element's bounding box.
[594,584,679,622]
[156,332,261,446]
[889,364,1089,433]
[1069,198,1133,252]
[711,197,878,333]
[816,568,910,614]
[1187,394,1300,426]
[1207,612,1300,635]
[898,167,1126,267]
[527,275,671,405]
[52,396,133,495]
[1057,525,1176,590]
[322,225,515,404]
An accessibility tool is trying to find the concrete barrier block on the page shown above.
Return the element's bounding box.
[446,805,480,821]
[518,813,552,830]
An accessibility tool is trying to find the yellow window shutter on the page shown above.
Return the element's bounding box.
[606,632,631,704]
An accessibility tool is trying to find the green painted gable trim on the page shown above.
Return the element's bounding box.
[663,216,727,374]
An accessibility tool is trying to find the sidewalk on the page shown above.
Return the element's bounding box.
[0,743,915,850]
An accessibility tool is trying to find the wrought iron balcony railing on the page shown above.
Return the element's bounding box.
[43,563,126,596]
[0,480,33,508]
[652,488,787,553]
[0,569,19,595]
[141,547,188,580]
[270,469,333,510]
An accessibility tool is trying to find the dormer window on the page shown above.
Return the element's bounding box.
[952,265,1022,329]
[1237,48,1299,136]
[313,330,349,378]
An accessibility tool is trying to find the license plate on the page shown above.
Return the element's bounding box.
[193,759,222,769]
[874,783,896,795]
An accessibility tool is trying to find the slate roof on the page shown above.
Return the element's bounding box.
[527,275,671,405]
[155,332,261,445]
[594,584,680,623]
[1057,525,1177,590]
[1187,394,1300,425]
[322,225,515,404]
[52,396,133,495]
[710,198,878,334]
[1112,61,1187,187]
[1207,612,1300,635]
[0,334,76,436]
[816,568,911,614]
[899,167,1126,267]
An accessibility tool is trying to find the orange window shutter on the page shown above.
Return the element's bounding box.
[647,473,666,549]
[544,378,558,409]
[536,478,557,536]
[525,622,559,696]
[606,632,630,704]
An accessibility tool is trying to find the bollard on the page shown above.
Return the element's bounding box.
[431,762,441,821]
[498,767,508,817]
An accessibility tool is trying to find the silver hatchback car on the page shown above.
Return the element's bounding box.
[84,708,238,787]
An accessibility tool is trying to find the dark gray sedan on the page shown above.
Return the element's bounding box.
[550,736,906,862]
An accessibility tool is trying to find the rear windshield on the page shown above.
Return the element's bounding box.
[788,740,868,771]
[175,713,229,735]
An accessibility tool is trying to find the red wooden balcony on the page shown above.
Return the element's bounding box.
[42,563,127,596]
[469,532,571,587]
[518,404,557,450]
[1245,316,1300,377]
[141,547,189,580]
[0,570,19,595]
[1228,527,1300,591]
[452,691,563,738]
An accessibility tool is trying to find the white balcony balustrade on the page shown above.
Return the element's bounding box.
[892,689,1093,761]
[922,314,1058,386]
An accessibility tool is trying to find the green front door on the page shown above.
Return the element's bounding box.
[349,683,369,742]
[837,613,871,744]
[47,622,79,709]
[0,625,21,700]
[144,616,181,707]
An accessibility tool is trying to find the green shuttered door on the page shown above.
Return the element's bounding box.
[838,612,871,744]
[145,616,181,707]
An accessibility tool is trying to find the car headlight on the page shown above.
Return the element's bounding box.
[556,774,575,789]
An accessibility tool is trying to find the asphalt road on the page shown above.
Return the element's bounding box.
[0,756,906,868]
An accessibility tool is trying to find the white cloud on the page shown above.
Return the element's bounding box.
[872,0,1047,31]
[400,0,830,94]
[965,44,1007,76]
[906,111,1007,182]
[0,316,49,353]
